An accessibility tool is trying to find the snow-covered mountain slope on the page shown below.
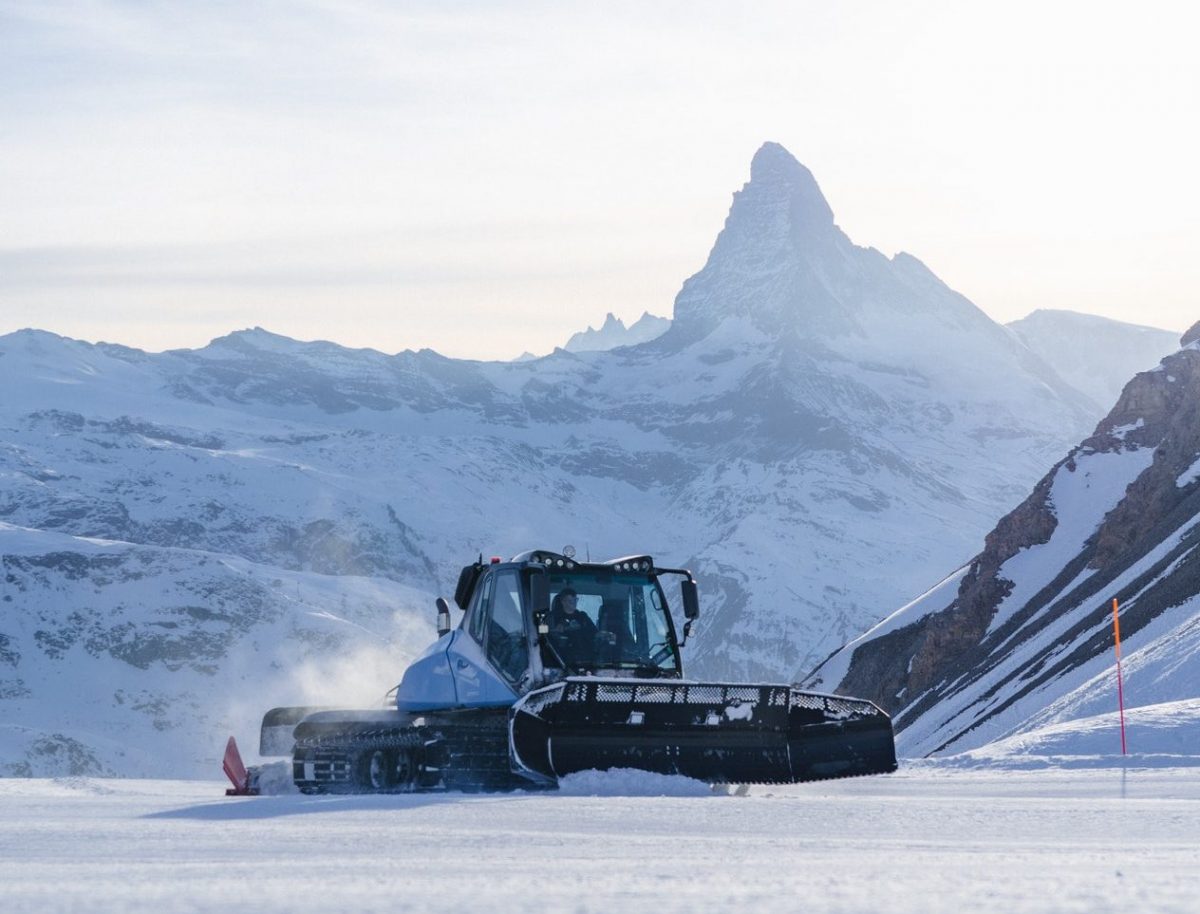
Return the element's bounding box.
[811,326,1200,757]
[937,699,1200,769]
[1,142,1105,775]
[1008,309,1178,409]
[563,311,671,352]
[0,522,436,777]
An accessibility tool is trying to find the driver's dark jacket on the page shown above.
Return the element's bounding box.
[547,610,599,665]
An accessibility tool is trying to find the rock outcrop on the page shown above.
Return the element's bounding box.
[813,328,1200,756]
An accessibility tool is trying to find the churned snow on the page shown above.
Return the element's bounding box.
[0,768,1197,914]
[556,768,713,797]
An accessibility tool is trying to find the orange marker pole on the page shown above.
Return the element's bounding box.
[1112,598,1128,755]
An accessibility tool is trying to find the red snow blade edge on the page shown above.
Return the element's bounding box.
[223,736,259,796]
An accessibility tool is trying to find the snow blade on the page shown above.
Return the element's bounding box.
[509,679,897,785]
[259,705,333,756]
[223,736,259,796]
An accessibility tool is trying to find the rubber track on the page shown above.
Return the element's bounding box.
[440,719,525,792]
[292,718,897,793]
[292,726,433,793]
[293,717,528,793]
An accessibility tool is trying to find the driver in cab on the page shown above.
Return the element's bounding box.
[548,588,615,666]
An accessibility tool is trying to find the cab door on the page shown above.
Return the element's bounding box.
[446,568,525,707]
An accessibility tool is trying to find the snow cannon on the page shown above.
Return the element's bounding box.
[239,549,897,793]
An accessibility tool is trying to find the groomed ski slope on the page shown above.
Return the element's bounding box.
[1,766,1197,914]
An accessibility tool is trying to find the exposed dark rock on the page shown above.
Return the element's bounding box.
[832,338,1200,754]
[25,733,111,777]
[0,633,19,667]
[98,416,225,451]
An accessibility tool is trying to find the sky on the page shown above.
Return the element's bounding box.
[2,1,1198,361]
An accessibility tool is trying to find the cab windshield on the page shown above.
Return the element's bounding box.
[543,570,679,675]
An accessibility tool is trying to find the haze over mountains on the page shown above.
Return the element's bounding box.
[1007,310,1178,411]
[549,308,1176,391]
[0,142,1180,776]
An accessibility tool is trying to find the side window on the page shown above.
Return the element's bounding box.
[486,570,528,682]
[468,572,494,644]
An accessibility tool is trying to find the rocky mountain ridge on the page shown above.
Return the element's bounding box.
[811,325,1200,757]
[563,312,670,353]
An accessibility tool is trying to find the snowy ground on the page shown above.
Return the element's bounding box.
[1,766,1198,914]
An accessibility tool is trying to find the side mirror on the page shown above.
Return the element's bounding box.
[678,579,699,648]
[454,560,484,610]
[681,579,699,620]
[436,597,452,637]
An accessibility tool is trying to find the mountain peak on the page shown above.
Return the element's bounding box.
[562,311,668,353]
[201,327,319,356]
[661,143,855,346]
[747,142,834,226]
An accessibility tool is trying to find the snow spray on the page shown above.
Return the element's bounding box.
[1111,598,1128,755]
